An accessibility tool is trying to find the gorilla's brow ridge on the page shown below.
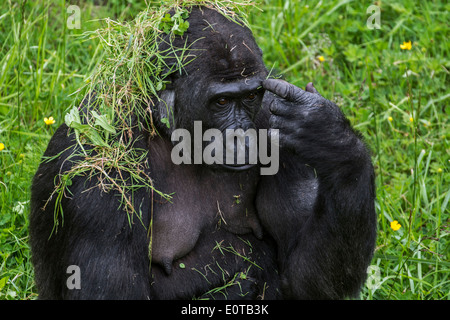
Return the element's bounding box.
[208,77,264,98]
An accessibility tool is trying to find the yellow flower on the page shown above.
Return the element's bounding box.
[318,56,325,62]
[388,116,393,122]
[437,168,442,173]
[390,220,401,231]
[0,143,4,151]
[400,41,412,50]
[44,116,55,125]
[409,117,414,122]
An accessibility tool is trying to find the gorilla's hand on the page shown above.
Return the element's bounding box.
[263,79,355,162]
[260,79,376,299]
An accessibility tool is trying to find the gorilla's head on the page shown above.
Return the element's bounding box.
[154,7,268,170]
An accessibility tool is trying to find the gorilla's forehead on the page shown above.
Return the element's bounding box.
[184,7,267,80]
[205,40,265,79]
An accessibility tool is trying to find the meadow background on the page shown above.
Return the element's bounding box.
[0,0,448,300]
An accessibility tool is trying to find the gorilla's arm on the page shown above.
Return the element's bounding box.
[29,125,152,299]
[256,79,377,299]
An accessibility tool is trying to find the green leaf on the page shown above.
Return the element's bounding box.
[92,111,116,134]
[64,107,109,147]
[64,106,82,128]
[162,13,172,23]
[156,81,165,91]
[0,277,8,292]
[181,10,189,19]
[63,174,73,187]
[179,263,185,269]
[181,20,189,32]
[84,128,108,147]
[160,117,170,128]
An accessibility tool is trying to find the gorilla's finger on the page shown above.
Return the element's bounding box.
[268,97,291,116]
[305,82,318,94]
[269,113,291,130]
[268,114,280,128]
[269,114,300,137]
[263,79,309,103]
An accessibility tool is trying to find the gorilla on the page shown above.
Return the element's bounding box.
[29,7,377,299]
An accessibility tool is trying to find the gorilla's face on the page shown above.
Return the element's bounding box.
[199,77,264,170]
[205,77,265,131]
[169,75,267,171]
[201,77,265,170]
[156,7,268,171]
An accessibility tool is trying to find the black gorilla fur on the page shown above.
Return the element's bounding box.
[29,7,377,299]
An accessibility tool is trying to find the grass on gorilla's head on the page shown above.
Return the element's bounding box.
[0,0,448,299]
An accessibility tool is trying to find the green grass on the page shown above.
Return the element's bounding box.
[0,0,448,300]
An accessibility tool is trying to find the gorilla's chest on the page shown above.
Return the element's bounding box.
[147,139,262,274]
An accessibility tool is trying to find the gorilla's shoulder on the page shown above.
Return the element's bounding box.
[34,124,79,182]
[42,124,74,157]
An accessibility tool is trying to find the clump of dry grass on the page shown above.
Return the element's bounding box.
[51,0,257,230]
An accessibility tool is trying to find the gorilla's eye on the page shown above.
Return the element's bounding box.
[217,98,229,106]
[246,92,257,101]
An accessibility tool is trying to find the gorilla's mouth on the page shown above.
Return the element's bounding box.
[171,122,280,174]
[219,163,256,171]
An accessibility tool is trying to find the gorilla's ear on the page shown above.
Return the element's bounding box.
[155,88,176,136]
